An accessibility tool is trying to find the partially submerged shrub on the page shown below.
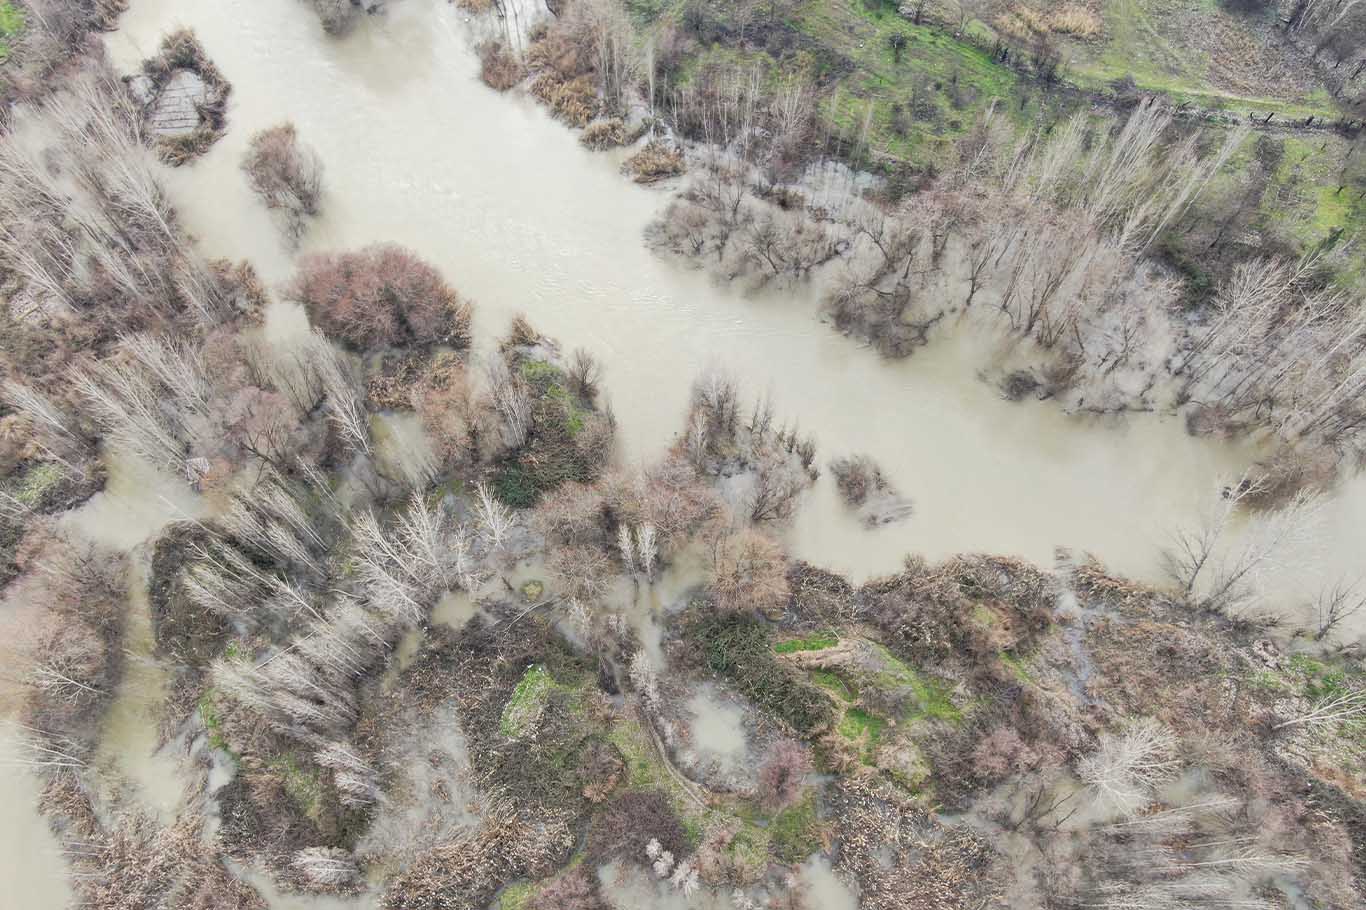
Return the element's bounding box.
[478,39,524,91]
[530,74,599,127]
[311,0,358,35]
[287,245,472,351]
[624,141,685,183]
[579,118,625,150]
[829,453,912,527]
[241,122,324,232]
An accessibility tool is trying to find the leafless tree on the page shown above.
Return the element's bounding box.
[1078,718,1180,817]
[484,356,533,450]
[1313,580,1366,641]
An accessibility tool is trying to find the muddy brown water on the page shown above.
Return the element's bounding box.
[4,0,1365,905]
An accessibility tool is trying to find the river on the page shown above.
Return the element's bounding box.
[104,0,1330,598]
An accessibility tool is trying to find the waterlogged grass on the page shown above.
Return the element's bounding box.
[871,642,962,723]
[774,632,839,654]
[0,1,23,63]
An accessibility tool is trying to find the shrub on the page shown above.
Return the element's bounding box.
[286,245,472,351]
[585,790,686,867]
[709,529,789,618]
[757,739,812,810]
[687,610,835,736]
[478,39,524,91]
[579,118,625,150]
[623,141,685,183]
[241,122,323,225]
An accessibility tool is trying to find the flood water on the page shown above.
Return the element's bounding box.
[102,0,1332,604]
[1,0,1359,905]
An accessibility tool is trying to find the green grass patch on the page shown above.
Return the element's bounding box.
[267,753,326,822]
[810,669,855,701]
[13,461,63,507]
[774,632,839,654]
[769,796,821,863]
[501,664,578,738]
[1000,651,1034,685]
[0,1,24,63]
[791,0,1022,166]
[197,688,235,756]
[496,881,537,910]
[870,643,963,723]
[604,715,707,843]
[837,707,885,764]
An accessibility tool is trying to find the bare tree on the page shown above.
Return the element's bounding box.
[1078,718,1180,817]
[1313,580,1366,641]
[484,357,532,450]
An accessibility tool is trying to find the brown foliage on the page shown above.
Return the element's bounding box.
[757,738,812,810]
[528,868,605,910]
[478,40,525,92]
[412,352,484,467]
[624,142,685,183]
[530,74,600,127]
[710,528,789,618]
[241,122,324,222]
[585,789,687,867]
[580,118,626,149]
[287,244,472,351]
[383,802,572,910]
[603,454,722,553]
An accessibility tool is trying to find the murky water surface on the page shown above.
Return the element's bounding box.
[104,0,1318,603]
[5,0,1365,905]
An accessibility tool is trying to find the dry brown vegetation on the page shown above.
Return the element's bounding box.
[478,39,524,92]
[241,122,324,237]
[137,28,231,165]
[623,140,685,183]
[286,244,473,351]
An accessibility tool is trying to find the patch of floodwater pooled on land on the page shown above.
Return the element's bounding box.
[678,685,753,789]
[794,854,860,910]
[95,557,190,821]
[63,451,208,549]
[354,701,481,873]
[371,411,438,491]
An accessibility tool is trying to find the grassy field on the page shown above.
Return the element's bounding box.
[1063,0,1342,117]
[636,0,1363,278]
